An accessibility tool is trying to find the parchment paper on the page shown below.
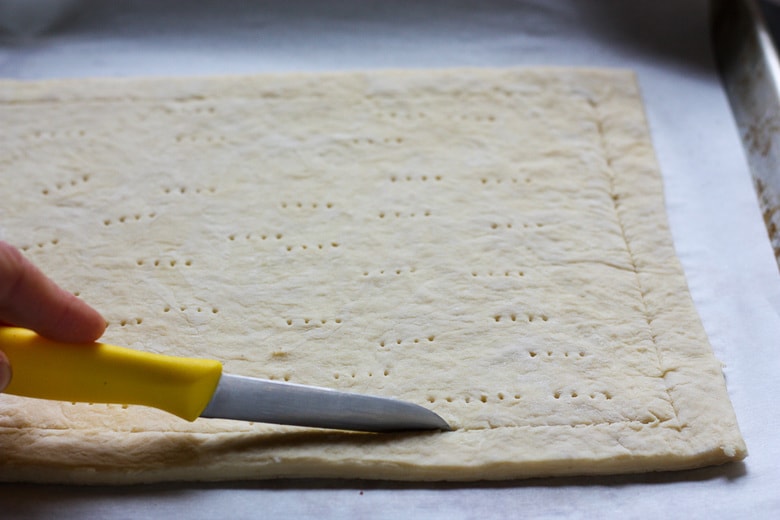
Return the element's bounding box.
[0,0,777,518]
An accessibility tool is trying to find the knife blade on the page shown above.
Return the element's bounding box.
[0,327,450,433]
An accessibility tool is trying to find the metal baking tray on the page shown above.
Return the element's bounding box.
[1,0,779,517]
[713,0,780,270]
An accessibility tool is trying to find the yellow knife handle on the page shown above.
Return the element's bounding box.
[0,327,223,421]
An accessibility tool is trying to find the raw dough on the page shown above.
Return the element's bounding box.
[0,68,746,483]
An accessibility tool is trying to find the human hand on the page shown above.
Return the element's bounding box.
[0,241,106,392]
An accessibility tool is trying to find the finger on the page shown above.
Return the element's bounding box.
[0,242,106,343]
[0,350,10,392]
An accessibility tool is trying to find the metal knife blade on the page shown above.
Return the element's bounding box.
[201,373,451,432]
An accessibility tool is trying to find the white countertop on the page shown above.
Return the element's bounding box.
[0,1,778,518]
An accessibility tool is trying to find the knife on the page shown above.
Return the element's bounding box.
[0,327,450,433]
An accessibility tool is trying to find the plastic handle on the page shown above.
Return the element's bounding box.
[0,327,223,421]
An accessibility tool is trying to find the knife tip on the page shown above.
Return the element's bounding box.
[416,408,452,432]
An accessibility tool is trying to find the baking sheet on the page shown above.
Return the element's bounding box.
[714,0,780,268]
[0,0,777,517]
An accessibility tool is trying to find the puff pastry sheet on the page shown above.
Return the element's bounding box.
[0,68,746,483]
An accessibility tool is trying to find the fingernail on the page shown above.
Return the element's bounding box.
[0,352,11,392]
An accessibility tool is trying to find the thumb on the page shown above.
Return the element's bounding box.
[0,350,10,393]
